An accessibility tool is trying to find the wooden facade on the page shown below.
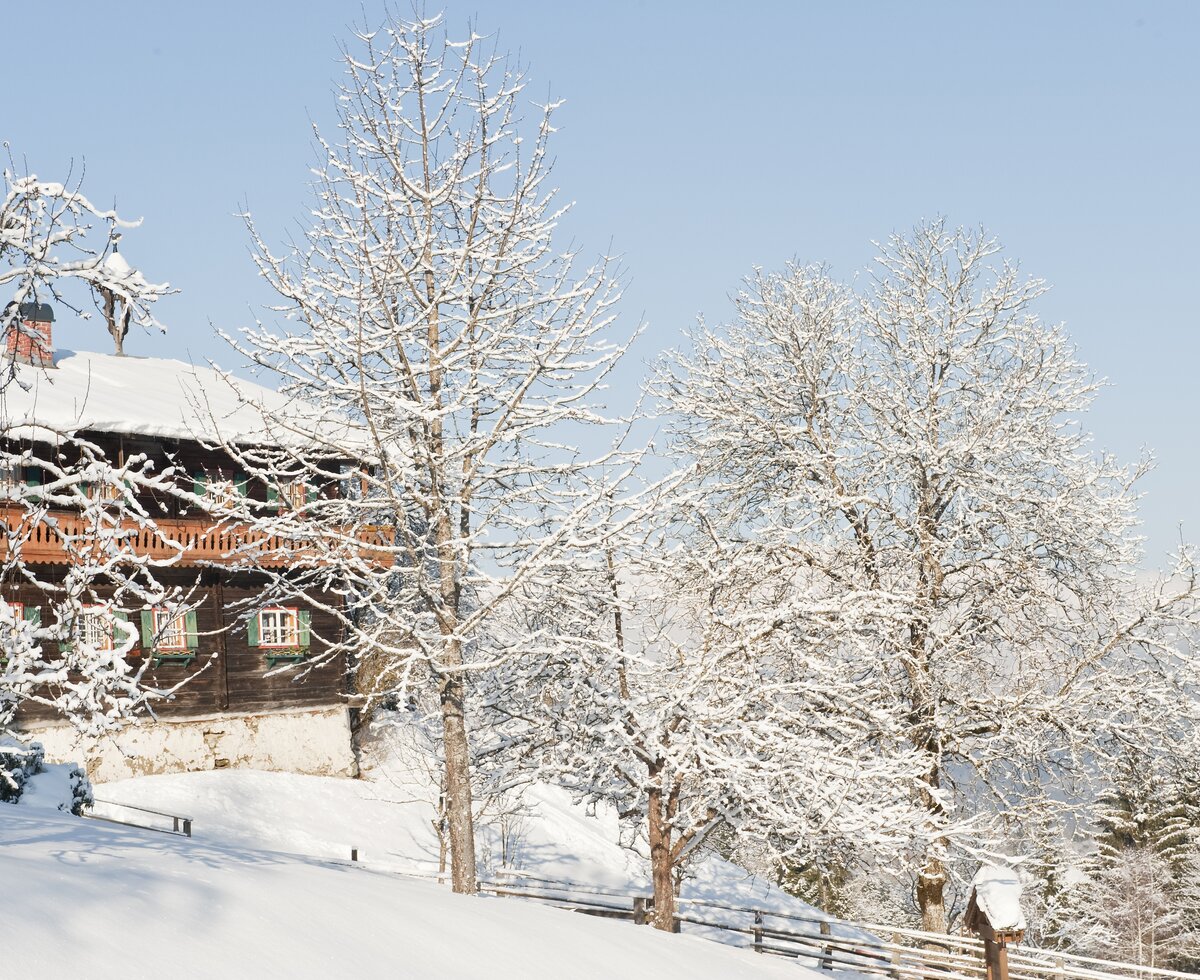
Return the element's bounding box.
[5,427,384,728]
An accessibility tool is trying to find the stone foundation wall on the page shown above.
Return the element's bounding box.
[28,706,357,782]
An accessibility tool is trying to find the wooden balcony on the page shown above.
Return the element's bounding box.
[0,507,394,569]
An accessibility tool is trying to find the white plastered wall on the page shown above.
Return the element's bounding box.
[28,706,357,783]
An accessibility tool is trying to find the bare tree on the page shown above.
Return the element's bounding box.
[653,221,1200,931]
[501,514,928,931]
[218,12,631,894]
[1,155,172,363]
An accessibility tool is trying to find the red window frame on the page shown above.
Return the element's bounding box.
[78,605,115,651]
[153,608,188,651]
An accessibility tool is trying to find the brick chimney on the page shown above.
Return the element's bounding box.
[5,302,55,368]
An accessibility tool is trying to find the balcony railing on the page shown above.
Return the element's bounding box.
[0,507,394,569]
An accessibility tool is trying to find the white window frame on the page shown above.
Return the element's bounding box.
[153,608,188,651]
[8,601,24,620]
[78,606,115,651]
[258,607,299,648]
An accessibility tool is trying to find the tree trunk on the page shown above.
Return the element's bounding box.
[647,785,677,931]
[440,668,477,894]
[917,855,948,933]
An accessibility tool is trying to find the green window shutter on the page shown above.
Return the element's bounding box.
[22,606,40,627]
[140,610,155,648]
[247,614,260,647]
[235,473,249,497]
[193,471,206,496]
[184,609,199,649]
[267,485,280,508]
[113,611,129,624]
[23,467,41,489]
[297,610,311,648]
[305,484,319,505]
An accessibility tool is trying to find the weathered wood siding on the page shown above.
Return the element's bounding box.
[9,567,347,724]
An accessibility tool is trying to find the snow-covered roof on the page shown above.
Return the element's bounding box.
[971,863,1026,932]
[0,348,357,451]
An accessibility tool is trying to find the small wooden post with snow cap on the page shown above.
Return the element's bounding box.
[965,864,1026,980]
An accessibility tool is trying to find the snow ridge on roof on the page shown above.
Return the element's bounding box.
[0,348,355,450]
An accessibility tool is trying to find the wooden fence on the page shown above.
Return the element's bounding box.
[81,797,193,837]
[469,871,1199,980]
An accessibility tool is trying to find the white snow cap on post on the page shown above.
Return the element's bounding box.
[971,863,1027,932]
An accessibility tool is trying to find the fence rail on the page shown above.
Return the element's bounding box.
[467,871,1199,980]
[81,797,192,837]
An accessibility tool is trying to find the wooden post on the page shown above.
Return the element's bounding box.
[351,847,358,862]
[820,920,833,970]
[890,933,903,980]
[1054,956,1065,980]
[633,897,648,925]
[182,818,192,838]
[753,910,763,953]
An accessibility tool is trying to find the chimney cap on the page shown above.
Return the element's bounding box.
[18,302,54,323]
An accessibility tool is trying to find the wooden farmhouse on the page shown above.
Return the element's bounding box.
[1,303,390,781]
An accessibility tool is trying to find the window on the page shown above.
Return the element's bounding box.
[0,460,19,490]
[78,607,115,651]
[7,601,24,620]
[138,607,198,662]
[85,481,123,503]
[153,609,188,650]
[204,476,237,506]
[194,470,247,509]
[282,480,309,510]
[258,607,300,648]
[269,478,316,511]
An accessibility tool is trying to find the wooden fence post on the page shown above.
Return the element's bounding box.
[633,897,648,925]
[890,933,903,980]
[753,910,763,953]
[820,920,833,970]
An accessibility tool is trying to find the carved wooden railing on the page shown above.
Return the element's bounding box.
[0,507,395,568]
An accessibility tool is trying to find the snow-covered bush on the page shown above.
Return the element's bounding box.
[0,739,43,804]
[64,763,93,815]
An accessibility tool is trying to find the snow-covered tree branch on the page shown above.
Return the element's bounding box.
[1,152,172,365]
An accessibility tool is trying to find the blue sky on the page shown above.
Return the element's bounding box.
[2,2,1197,563]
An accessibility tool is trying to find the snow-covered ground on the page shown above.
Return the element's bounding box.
[1,725,860,977]
[91,749,826,916]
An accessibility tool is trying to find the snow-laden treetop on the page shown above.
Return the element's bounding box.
[971,864,1026,933]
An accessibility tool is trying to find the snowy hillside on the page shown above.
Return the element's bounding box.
[94,765,823,914]
[2,768,815,979]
